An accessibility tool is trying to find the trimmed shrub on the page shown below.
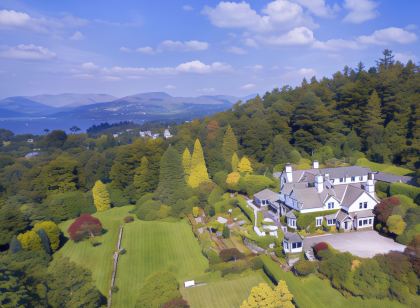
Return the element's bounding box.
[294,260,317,276]
[162,298,190,308]
[68,214,103,242]
[219,248,244,262]
[313,242,328,255]
[296,210,337,230]
[389,182,420,200]
[124,216,134,223]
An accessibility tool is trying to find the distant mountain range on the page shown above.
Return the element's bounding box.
[0,92,256,122]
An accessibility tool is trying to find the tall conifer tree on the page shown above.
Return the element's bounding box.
[222,125,238,168]
[188,139,210,188]
[182,148,191,181]
[231,152,239,172]
[133,156,152,196]
[92,180,111,212]
[156,146,187,205]
[361,90,383,139]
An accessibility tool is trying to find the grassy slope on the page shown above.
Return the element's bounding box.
[182,271,266,308]
[56,206,131,295]
[112,219,208,307]
[261,256,405,308]
[356,158,412,176]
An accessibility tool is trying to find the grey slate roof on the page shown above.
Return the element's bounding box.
[340,185,364,208]
[287,166,371,184]
[355,209,374,218]
[254,188,278,202]
[284,232,302,243]
[336,210,351,222]
[285,211,296,219]
[375,172,413,184]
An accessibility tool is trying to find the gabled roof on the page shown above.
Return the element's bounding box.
[340,185,365,208]
[284,232,302,242]
[254,188,278,202]
[285,211,296,219]
[354,209,374,218]
[375,172,413,184]
[336,210,351,222]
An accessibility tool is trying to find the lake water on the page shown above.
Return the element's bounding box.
[0,117,137,135]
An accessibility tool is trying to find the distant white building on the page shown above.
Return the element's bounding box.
[163,129,172,139]
[27,139,34,143]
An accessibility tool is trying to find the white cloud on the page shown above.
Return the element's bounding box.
[241,83,256,90]
[136,46,155,54]
[0,9,87,33]
[247,64,264,70]
[203,1,316,33]
[312,38,361,50]
[182,5,194,11]
[357,27,417,45]
[159,40,209,51]
[394,52,417,63]
[81,62,99,70]
[197,87,216,93]
[227,46,247,55]
[0,44,56,60]
[343,0,378,24]
[298,67,316,78]
[119,46,131,52]
[78,60,232,78]
[69,31,84,41]
[165,84,176,89]
[103,76,121,81]
[243,38,258,47]
[293,0,339,17]
[262,26,314,45]
[176,60,231,74]
[0,9,31,27]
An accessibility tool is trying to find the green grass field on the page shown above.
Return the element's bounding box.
[356,158,412,176]
[182,271,267,308]
[56,206,131,295]
[112,218,209,307]
[261,256,405,308]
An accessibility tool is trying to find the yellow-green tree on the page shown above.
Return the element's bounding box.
[226,172,241,189]
[192,206,200,217]
[231,152,239,172]
[17,230,42,251]
[188,139,209,188]
[92,180,111,212]
[182,147,192,181]
[387,215,406,235]
[33,221,60,251]
[241,282,294,308]
[238,156,253,173]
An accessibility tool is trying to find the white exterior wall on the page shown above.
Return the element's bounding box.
[355,216,374,229]
[330,175,367,185]
[283,240,303,254]
[322,196,340,211]
[345,192,377,213]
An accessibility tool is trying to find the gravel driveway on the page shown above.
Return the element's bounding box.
[303,230,406,258]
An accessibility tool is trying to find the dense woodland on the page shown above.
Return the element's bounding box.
[0,50,419,307]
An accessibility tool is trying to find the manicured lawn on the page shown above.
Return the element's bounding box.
[56,206,132,295]
[182,271,267,308]
[261,256,405,308]
[356,158,412,176]
[112,218,209,307]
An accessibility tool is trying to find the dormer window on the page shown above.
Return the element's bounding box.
[328,202,334,209]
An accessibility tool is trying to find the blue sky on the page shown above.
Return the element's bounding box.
[0,0,418,99]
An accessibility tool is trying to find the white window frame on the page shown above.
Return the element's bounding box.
[315,217,323,227]
[328,202,334,209]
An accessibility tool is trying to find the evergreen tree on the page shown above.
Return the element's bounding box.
[92,180,111,212]
[361,90,383,144]
[376,49,395,70]
[36,229,52,255]
[156,147,188,205]
[188,139,210,188]
[231,152,239,172]
[17,230,42,251]
[222,125,238,168]
[9,236,22,253]
[238,156,253,173]
[182,147,191,181]
[33,221,60,252]
[133,157,152,197]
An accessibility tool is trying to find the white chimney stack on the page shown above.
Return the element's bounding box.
[285,163,293,183]
[366,172,375,194]
[313,160,319,169]
[315,174,324,193]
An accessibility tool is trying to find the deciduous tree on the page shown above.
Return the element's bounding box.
[188,139,209,188]
[238,156,253,173]
[92,180,111,212]
[17,230,42,251]
[33,221,60,252]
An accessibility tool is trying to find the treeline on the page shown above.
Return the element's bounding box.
[170,50,418,173]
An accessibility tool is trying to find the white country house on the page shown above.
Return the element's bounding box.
[253,161,379,232]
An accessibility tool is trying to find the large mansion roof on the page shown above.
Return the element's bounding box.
[286,165,371,183]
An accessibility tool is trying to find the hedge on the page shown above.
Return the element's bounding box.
[261,255,283,284]
[237,197,254,224]
[389,182,420,201]
[294,260,318,276]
